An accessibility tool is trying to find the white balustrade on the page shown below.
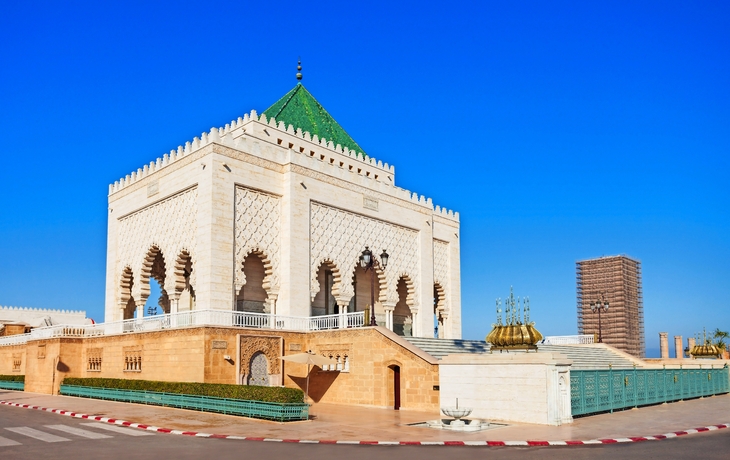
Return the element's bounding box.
[0,333,31,346]
[541,335,595,345]
[0,309,367,346]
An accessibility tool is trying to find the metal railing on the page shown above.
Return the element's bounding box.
[0,309,366,346]
[0,381,25,391]
[59,385,308,422]
[571,366,730,416]
[542,335,595,345]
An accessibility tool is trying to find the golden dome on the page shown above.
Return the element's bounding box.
[690,343,722,358]
[486,323,543,350]
[691,329,723,359]
[486,288,543,351]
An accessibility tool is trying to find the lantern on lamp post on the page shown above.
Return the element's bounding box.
[359,247,389,326]
[590,294,609,343]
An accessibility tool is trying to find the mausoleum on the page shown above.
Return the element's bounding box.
[105,74,462,340]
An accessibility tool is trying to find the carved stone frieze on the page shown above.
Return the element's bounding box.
[213,144,286,175]
[290,164,429,214]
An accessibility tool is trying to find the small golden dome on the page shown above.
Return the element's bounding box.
[691,343,722,358]
[691,329,723,359]
[486,288,542,351]
[486,323,543,350]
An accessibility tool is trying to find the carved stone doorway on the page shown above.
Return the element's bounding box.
[248,351,269,386]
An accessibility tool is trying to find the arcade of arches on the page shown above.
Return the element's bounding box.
[310,261,437,337]
[118,247,449,339]
[119,247,195,320]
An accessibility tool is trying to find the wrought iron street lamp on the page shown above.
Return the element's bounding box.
[590,294,609,343]
[359,247,389,326]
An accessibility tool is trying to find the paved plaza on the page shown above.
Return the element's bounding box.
[1,389,727,443]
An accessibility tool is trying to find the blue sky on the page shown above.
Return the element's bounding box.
[0,1,728,356]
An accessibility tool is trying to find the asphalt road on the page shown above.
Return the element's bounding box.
[1,404,728,459]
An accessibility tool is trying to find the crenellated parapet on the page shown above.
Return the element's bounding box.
[0,305,89,327]
[0,305,86,315]
[107,110,459,223]
[109,110,389,192]
[433,205,460,222]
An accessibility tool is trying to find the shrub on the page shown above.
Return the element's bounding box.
[61,378,304,403]
[0,375,25,382]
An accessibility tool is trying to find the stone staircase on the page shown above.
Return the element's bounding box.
[403,337,490,359]
[536,344,642,370]
[403,337,643,370]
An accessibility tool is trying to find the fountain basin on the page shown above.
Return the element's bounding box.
[441,407,473,419]
[408,419,503,432]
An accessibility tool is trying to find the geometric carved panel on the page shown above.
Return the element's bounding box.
[234,186,281,296]
[310,202,420,307]
[433,239,450,311]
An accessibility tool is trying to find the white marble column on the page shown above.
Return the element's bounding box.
[659,332,669,358]
[674,335,683,358]
[383,304,395,331]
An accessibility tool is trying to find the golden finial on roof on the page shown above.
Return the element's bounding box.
[296,58,302,81]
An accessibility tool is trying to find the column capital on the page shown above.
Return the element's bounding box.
[335,296,352,308]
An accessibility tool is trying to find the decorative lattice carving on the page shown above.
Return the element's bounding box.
[433,240,450,312]
[87,348,102,372]
[123,346,143,372]
[239,335,282,375]
[117,187,198,306]
[234,187,281,299]
[12,353,22,372]
[310,203,420,308]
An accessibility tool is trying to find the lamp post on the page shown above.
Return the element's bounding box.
[359,247,389,327]
[590,294,609,343]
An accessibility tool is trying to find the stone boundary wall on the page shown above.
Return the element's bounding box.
[0,326,440,412]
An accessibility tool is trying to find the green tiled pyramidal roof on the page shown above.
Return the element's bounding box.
[263,83,365,157]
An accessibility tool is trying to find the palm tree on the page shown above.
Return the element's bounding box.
[712,328,729,352]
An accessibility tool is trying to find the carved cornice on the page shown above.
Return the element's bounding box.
[212,144,286,174]
[290,164,429,214]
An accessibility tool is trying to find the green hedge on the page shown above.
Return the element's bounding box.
[61,378,303,403]
[0,375,25,382]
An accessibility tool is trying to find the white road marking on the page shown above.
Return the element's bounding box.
[80,422,154,436]
[45,424,112,439]
[0,435,21,447]
[5,427,70,443]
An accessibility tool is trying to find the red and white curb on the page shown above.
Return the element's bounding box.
[1,400,727,446]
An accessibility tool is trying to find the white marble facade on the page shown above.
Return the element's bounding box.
[104,109,461,338]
